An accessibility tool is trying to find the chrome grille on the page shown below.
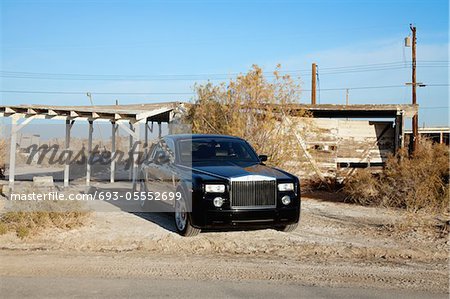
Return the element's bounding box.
[230,180,277,209]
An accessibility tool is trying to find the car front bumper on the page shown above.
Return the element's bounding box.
[191,206,300,229]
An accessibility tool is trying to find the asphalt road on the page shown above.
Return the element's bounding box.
[1,277,447,299]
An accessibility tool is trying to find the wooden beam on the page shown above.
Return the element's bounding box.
[116,121,139,139]
[48,109,58,116]
[136,107,171,121]
[13,115,38,134]
[5,107,16,114]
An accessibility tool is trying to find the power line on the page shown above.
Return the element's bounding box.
[420,106,449,109]
[0,90,195,95]
[0,61,447,81]
[0,84,447,95]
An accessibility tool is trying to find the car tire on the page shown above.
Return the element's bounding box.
[278,222,298,232]
[137,178,150,211]
[174,189,200,237]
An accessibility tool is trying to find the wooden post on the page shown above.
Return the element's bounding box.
[144,120,149,157]
[64,119,72,187]
[8,115,18,190]
[132,123,140,191]
[394,113,404,152]
[311,63,317,105]
[110,121,116,183]
[128,122,134,181]
[86,120,93,186]
[158,122,162,138]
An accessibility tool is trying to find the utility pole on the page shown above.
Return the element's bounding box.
[345,89,349,105]
[86,92,103,143]
[410,24,418,153]
[311,63,317,105]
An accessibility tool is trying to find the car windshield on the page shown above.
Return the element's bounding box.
[178,138,259,163]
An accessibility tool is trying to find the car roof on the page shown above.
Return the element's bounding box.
[164,134,245,142]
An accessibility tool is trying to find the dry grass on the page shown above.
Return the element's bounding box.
[344,140,449,215]
[0,201,90,239]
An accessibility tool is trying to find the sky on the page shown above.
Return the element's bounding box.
[0,0,449,128]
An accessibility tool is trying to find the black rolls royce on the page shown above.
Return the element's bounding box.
[138,134,300,237]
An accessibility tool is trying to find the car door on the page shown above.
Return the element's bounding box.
[145,139,177,207]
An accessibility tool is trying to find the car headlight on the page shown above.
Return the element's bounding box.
[278,183,294,192]
[205,184,226,193]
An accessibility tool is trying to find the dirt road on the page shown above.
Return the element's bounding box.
[1,276,447,299]
[0,194,448,297]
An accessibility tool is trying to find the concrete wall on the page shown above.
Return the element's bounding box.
[291,118,395,179]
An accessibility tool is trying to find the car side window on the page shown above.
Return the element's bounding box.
[151,140,174,165]
[150,144,163,162]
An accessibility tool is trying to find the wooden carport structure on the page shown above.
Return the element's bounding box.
[0,102,181,191]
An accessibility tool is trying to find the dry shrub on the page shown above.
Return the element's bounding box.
[345,140,449,214]
[186,64,309,169]
[0,201,90,239]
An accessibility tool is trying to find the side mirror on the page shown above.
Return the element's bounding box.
[258,155,268,162]
[155,152,170,164]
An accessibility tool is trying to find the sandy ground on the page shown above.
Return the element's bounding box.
[0,190,448,294]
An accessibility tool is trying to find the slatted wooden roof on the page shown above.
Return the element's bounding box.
[0,102,181,122]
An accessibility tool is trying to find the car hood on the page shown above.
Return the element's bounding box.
[191,162,294,181]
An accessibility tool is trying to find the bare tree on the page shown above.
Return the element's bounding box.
[186,65,309,169]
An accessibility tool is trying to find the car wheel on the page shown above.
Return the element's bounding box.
[137,178,149,210]
[174,190,200,237]
[278,223,298,232]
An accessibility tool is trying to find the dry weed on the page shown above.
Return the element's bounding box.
[345,139,449,217]
[0,200,90,239]
[186,64,310,170]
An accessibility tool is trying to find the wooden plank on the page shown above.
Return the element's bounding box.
[64,120,72,187]
[110,122,117,183]
[5,107,16,114]
[8,115,18,190]
[86,121,93,186]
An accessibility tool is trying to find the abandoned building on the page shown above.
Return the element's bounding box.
[0,102,417,189]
